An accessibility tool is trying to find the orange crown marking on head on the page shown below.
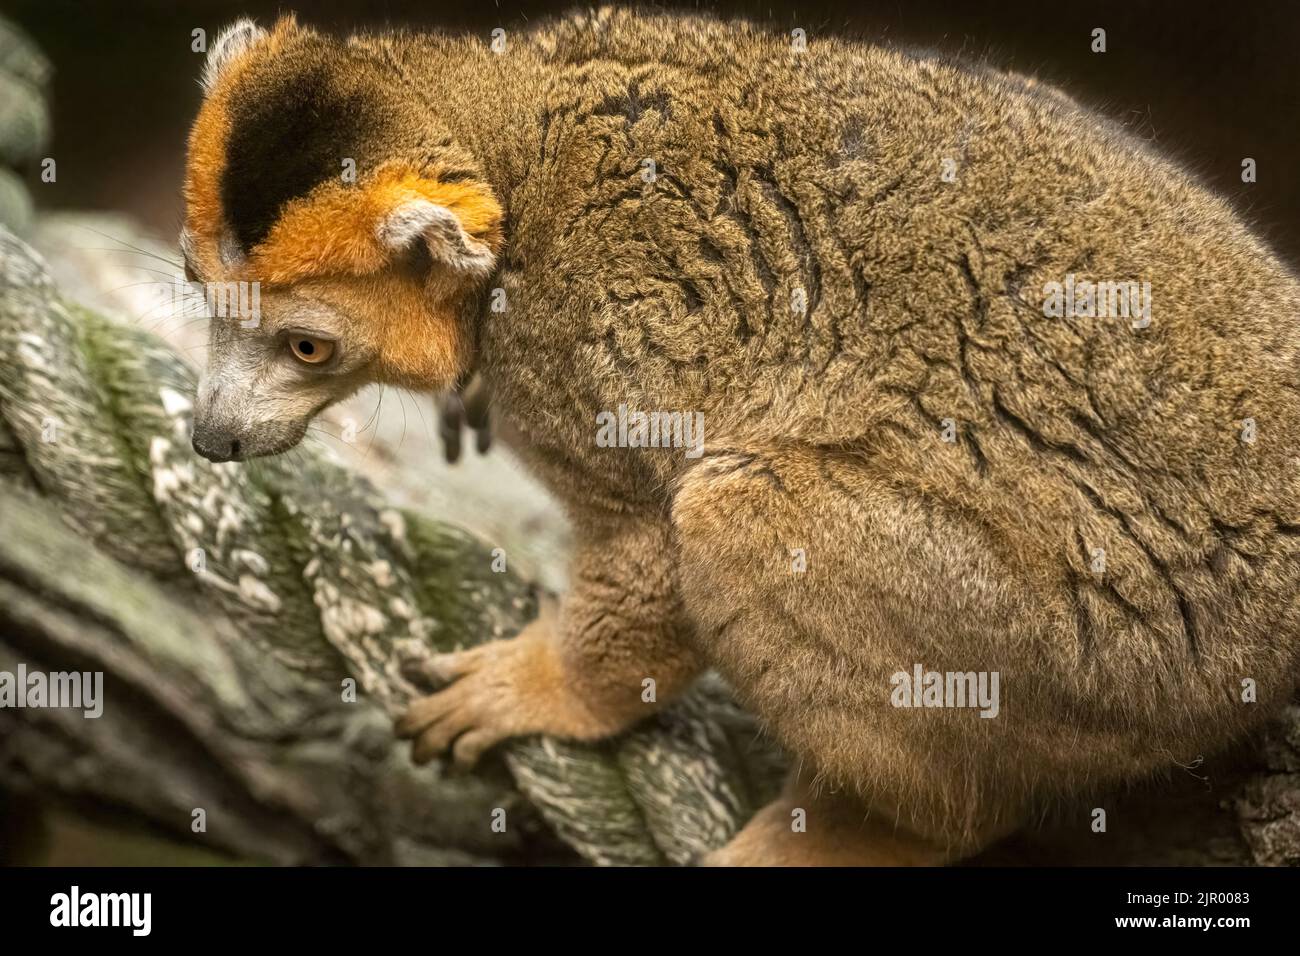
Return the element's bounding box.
[244,164,504,285]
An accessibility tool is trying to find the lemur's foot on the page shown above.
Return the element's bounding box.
[702,772,956,866]
[395,616,619,768]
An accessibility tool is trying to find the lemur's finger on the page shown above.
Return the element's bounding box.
[411,711,473,764]
[437,392,465,464]
[460,373,491,429]
[451,727,505,770]
[400,655,444,692]
[460,373,494,455]
[397,684,468,738]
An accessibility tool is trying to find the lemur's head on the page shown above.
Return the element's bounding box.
[183,16,502,461]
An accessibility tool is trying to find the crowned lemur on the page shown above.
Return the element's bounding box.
[182,9,1300,864]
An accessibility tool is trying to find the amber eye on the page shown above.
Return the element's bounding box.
[289,335,335,365]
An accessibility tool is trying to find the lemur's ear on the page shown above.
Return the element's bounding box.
[377,199,497,278]
[202,19,268,93]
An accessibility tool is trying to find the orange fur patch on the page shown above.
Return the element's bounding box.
[244,164,504,285]
[300,270,469,389]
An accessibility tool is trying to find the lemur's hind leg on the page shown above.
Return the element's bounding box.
[704,769,955,866]
[673,444,1038,865]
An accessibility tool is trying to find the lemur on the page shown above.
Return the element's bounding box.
[183,9,1300,865]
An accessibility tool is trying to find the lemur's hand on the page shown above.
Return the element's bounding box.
[395,605,619,768]
[397,517,701,769]
[437,372,492,464]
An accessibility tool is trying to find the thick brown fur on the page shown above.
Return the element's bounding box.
[186,8,1300,863]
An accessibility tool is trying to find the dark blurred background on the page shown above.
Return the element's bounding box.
[7,0,1300,258]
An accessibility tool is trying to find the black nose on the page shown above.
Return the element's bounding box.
[191,425,243,462]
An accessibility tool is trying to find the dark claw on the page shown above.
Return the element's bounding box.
[401,656,439,691]
[437,372,493,463]
[437,392,465,464]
